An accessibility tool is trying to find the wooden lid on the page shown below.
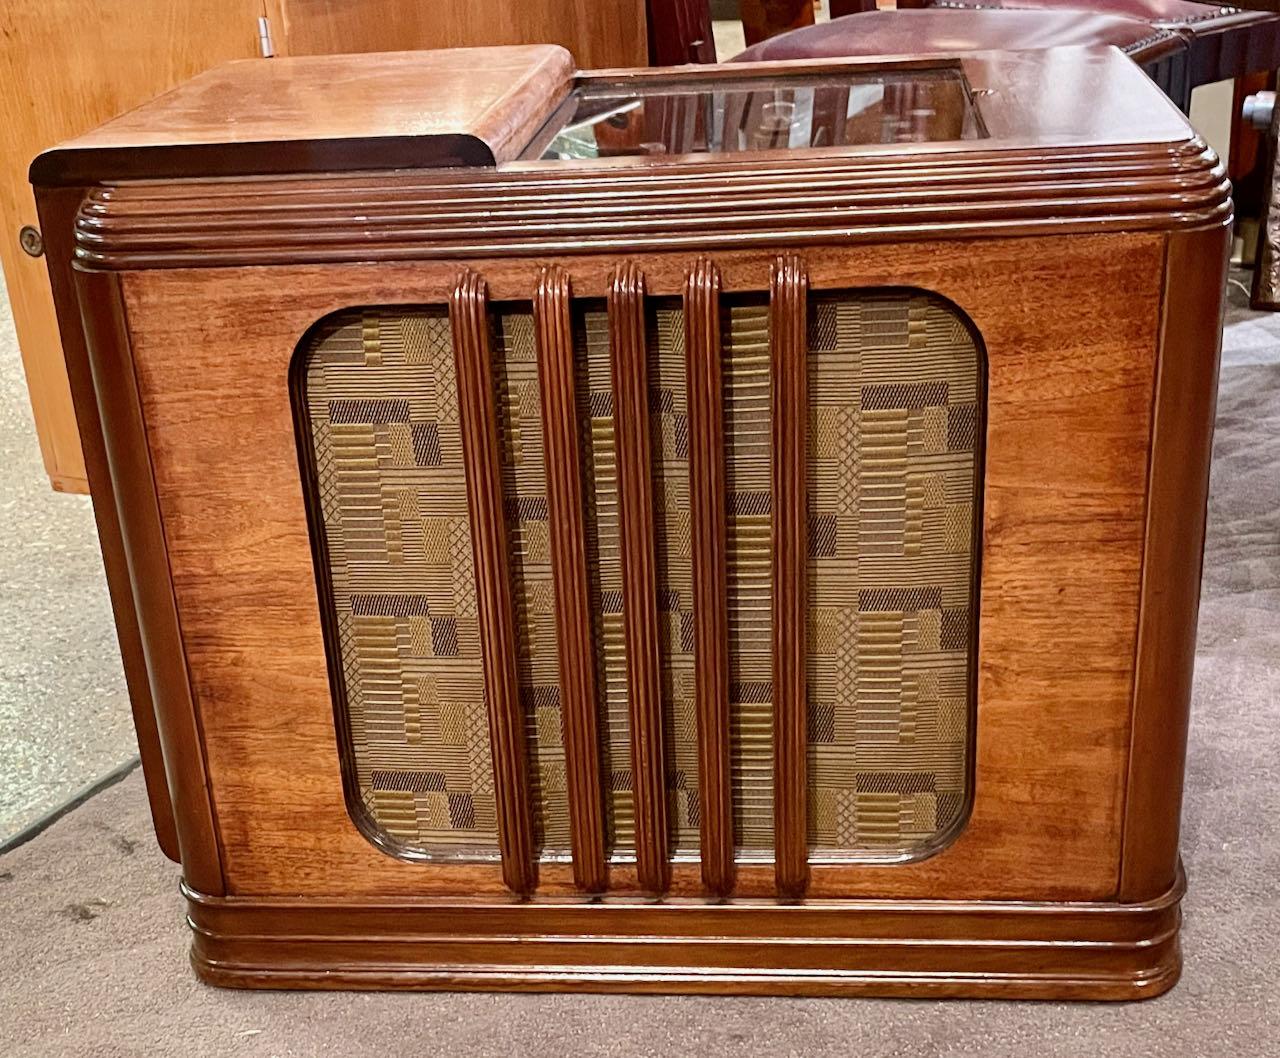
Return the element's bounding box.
[31,45,574,185]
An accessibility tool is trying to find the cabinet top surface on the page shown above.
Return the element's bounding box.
[32,45,576,182]
[45,45,1227,266]
[32,44,1200,187]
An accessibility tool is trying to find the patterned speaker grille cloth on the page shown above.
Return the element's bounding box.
[806,294,978,854]
[303,310,499,854]
[299,290,979,861]
[724,301,776,852]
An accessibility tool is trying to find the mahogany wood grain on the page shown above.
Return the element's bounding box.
[46,41,1230,997]
[533,266,607,893]
[184,869,1185,998]
[34,185,179,859]
[74,268,223,893]
[1119,219,1231,900]
[449,271,535,896]
[70,143,1228,269]
[35,47,574,184]
[769,254,810,900]
[114,231,1164,902]
[608,262,671,895]
[684,258,735,897]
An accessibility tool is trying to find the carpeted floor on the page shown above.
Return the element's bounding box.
[0,282,135,843]
[0,276,1276,1057]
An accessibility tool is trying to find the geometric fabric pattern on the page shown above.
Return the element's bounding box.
[297,290,980,862]
[648,304,700,855]
[806,292,980,856]
[575,306,635,856]
[302,309,499,854]
[490,310,572,855]
[722,300,777,853]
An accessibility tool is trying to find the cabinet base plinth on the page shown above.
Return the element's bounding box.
[184,874,1184,1001]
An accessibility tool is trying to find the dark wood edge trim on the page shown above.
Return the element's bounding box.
[72,209,1233,271]
[188,961,1182,1000]
[770,254,809,899]
[450,270,536,896]
[684,258,735,897]
[79,173,1228,227]
[583,53,968,87]
[181,871,1186,999]
[72,215,1230,270]
[73,266,224,894]
[608,262,671,895]
[81,143,1225,203]
[182,860,1186,918]
[1119,219,1232,901]
[33,186,179,861]
[66,142,1231,270]
[31,135,496,187]
[533,266,608,893]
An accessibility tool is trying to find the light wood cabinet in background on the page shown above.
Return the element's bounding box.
[0,0,647,492]
[263,0,645,67]
[0,2,265,491]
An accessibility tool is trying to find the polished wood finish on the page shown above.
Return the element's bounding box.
[684,259,734,897]
[450,271,536,896]
[769,254,809,900]
[37,45,1230,998]
[36,46,574,185]
[33,185,178,858]
[608,262,671,895]
[74,268,222,894]
[1119,218,1231,901]
[264,0,647,70]
[112,233,1161,904]
[70,145,1229,270]
[533,266,608,892]
[185,868,1185,998]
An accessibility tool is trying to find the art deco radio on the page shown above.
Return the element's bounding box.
[34,44,1229,998]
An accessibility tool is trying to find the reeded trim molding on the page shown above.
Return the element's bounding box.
[73,140,1229,269]
[532,265,608,893]
[450,269,536,896]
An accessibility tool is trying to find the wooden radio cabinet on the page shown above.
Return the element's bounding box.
[34,43,1229,998]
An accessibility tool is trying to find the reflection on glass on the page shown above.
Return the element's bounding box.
[535,70,984,161]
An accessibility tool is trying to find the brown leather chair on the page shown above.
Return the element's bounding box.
[739,5,1280,110]
[737,9,1196,103]
[888,1,1280,99]
[738,2,1280,306]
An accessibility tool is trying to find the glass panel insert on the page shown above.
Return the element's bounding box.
[534,69,985,161]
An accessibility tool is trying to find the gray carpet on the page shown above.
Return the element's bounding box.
[0,280,136,842]
[0,276,1276,1057]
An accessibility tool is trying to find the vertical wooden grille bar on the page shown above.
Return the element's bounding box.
[770,254,810,899]
[533,267,608,893]
[450,270,536,896]
[608,262,671,895]
[685,259,735,896]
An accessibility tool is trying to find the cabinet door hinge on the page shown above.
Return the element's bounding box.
[258,15,276,58]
